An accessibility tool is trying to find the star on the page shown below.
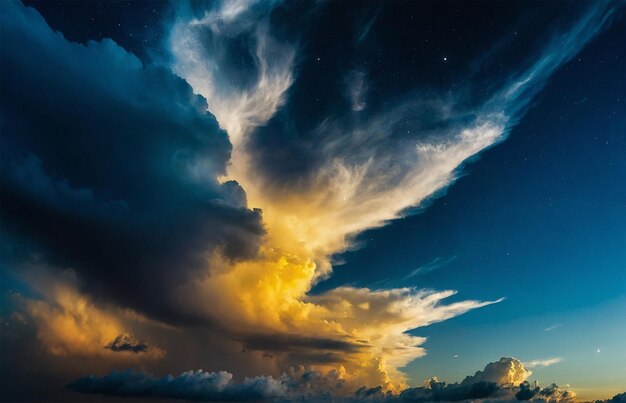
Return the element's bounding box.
[443,57,447,61]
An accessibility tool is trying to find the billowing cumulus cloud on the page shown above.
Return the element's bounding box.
[461,357,532,386]
[353,358,578,402]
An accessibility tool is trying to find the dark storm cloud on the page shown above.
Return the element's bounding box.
[511,381,577,402]
[0,1,264,324]
[67,370,285,401]
[106,335,150,354]
[241,333,369,366]
[355,380,500,402]
[515,381,536,401]
[242,333,368,354]
[611,393,626,402]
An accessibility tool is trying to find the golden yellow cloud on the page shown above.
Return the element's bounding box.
[22,271,164,360]
[166,6,505,391]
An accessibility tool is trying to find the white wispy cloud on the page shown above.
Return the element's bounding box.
[524,357,563,369]
[404,256,458,279]
[169,2,295,147]
[544,323,563,332]
[345,69,368,112]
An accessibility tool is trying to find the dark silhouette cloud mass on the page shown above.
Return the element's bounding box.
[0,1,265,325]
[106,335,150,354]
[68,370,286,402]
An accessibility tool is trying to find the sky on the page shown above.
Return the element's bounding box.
[0,1,625,402]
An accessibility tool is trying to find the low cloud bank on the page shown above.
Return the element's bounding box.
[69,357,619,402]
[69,370,286,401]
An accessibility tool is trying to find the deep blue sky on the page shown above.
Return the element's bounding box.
[316,12,626,394]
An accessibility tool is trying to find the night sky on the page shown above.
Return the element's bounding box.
[1,1,625,402]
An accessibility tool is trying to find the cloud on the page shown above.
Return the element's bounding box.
[538,383,577,401]
[514,381,578,402]
[68,366,359,401]
[345,70,368,112]
[180,252,504,388]
[68,369,287,401]
[169,2,615,390]
[353,358,576,402]
[461,357,532,386]
[0,0,265,327]
[393,379,501,402]
[24,284,128,358]
[0,2,499,392]
[523,358,563,369]
[202,1,624,285]
[2,0,623,398]
[516,381,538,401]
[11,269,166,360]
[106,334,150,354]
[240,333,369,364]
[68,357,579,402]
[307,288,504,382]
[168,0,295,147]
[404,256,458,279]
[611,392,626,402]
[544,324,562,332]
[355,8,380,45]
